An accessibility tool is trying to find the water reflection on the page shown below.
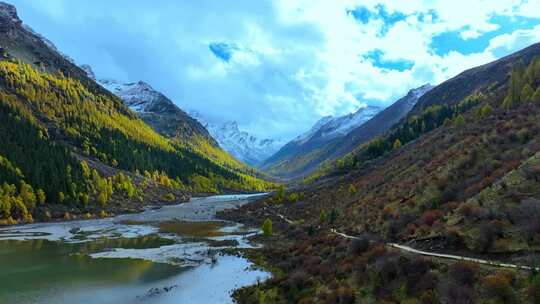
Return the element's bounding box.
[0,194,269,304]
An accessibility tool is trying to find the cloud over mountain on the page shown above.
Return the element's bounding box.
[9,0,540,140]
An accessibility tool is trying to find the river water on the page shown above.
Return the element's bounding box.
[0,194,269,304]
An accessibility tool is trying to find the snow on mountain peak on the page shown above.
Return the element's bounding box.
[294,106,381,145]
[189,111,285,166]
[98,79,163,112]
[320,105,381,139]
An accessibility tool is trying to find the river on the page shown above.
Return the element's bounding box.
[0,194,269,304]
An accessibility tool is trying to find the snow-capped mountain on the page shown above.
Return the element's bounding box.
[190,112,285,167]
[293,116,333,145]
[99,79,169,113]
[79,66,217,145]
[83,64,282,166]
[293,106,381,145]
[262,84,432,178]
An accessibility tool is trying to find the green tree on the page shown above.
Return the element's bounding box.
[96,191,108,207]
[275,184,285,203]
[521,83,534,103]
[453,114,465,127]
[19,181,36,208]
[393,139,402,149]
[348,184,357,195]
[262,218,273,236]
[80,161,91,179]
[478,104,493,117]
[36,189,46,205]
[58,192,65,204]
[502,96,514,109]
[320,210,327,223]
[508,65,525,105]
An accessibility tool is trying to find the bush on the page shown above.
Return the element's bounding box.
[483,271,514,302]
[163,193,175,201]
[289,192,299,203]
[420,209,444,226]
[348,184,357,195]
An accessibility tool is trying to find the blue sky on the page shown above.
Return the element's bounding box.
[8,0,540,140]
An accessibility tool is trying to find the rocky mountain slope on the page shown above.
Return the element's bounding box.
[327,84,432,160]
[262,86,431,178]
[81,66,217,146]
[190,112,285,167]
[81,67,254,171]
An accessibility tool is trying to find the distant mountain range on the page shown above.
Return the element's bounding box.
[189,112,285,167]
[261,84,432,178]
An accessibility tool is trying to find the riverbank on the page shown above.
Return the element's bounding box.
[0,184,190,226]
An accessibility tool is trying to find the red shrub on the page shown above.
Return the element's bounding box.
[421,209,444,226]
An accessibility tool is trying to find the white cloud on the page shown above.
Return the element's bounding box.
[10,0,540,140]
[487,24,540,56]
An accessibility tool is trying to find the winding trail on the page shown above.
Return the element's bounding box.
[273,211,538,271]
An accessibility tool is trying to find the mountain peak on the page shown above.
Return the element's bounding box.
[136,80,154,90]
[191,113,284,166]
[0,2,21,30]
[409,83,433,97]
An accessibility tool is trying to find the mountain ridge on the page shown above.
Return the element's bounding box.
[262,85,431,178]
[97,77,218,145]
